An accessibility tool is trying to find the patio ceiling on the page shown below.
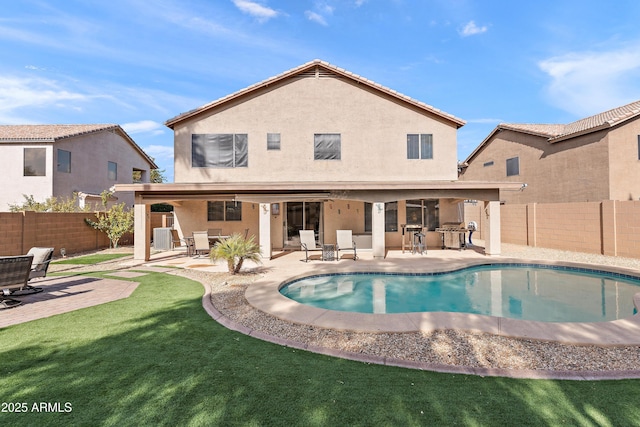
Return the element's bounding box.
[115,180,524,205]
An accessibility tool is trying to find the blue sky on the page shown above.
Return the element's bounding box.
[2,0,640,181]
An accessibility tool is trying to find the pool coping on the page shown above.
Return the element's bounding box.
[245,257,640,346]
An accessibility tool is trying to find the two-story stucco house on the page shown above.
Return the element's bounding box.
[459,100,640,204]
[0,124,157,211]
[118,60,520,261]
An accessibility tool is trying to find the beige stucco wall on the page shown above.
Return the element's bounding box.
[53,131,153,208]
[460,129,611,203]
[607,117,640,201]
[172,201,260,241]
[173,75,459,183]
[173,198,464,250]
[0,144,54,210]
[0,131,153,211]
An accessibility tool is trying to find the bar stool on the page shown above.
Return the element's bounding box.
[412,232,425,255]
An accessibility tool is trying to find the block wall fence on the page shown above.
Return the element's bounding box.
[465,200,640,259]
[0,211,170,257]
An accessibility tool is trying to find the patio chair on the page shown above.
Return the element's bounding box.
[207,228,222,238]
[9,247,54,296]
[336,230,357,260]
[192,231,211,257]
[299,230,322,262]
[0,255,33,309]
[27,247,54,281]
[171,229,189,251]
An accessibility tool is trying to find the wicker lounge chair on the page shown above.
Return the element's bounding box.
[0,255,34,309]
[27,247,54,281]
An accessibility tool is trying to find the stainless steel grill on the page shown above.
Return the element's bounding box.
[435,222,468,250]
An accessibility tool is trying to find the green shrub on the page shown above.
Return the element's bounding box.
[210,233,261,274]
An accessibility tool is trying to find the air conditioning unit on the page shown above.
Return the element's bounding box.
[153,227,173,251]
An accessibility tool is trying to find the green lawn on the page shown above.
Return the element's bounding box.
[1,271,639,426]
[52,253,132,265]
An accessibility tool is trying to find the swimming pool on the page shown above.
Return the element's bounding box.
[279,264,640,322]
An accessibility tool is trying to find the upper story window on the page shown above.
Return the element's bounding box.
[207,201,242,221]
[506,157,519,176]
[314,133,341,160]
[192,134,248,168]
[57,149,71,173]
[267,133,280,150]
[24,148,46,176]
[108,161,118,180]
[407,134,433,159]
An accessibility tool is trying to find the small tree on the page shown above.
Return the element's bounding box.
[210,233,262,275]
[84,191,134,248]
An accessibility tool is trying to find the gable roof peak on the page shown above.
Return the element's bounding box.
[165,59,466,128]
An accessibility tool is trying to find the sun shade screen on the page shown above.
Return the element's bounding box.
[314,134,341,160]
[192,134,248,167]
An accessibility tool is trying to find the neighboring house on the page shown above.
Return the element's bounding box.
[117,60,520,260]
[459,100,640,204]
[0,124,158,210]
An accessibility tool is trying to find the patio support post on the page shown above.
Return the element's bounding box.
[484,200,501,256]
[134,197,151,261]
[372,202,386,259]
[259,203,272,259]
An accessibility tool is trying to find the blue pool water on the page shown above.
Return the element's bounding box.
[279,265,640,322]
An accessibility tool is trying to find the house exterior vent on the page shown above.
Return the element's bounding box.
[296,66,341,79]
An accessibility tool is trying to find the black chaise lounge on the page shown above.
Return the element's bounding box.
[0,255,34,309]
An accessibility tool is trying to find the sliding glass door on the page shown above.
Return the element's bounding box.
[285,202,323,247]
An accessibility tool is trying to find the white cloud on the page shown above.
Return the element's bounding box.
[122,120,165,136]
[305,11,328,26]
[354,0,368,6]
[232,0,279,22]
[459,21,487,37]
[142,144,174,162]
[0,75,90,122]
[538,45,640,116]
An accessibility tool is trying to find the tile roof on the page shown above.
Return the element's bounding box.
[0,124,119,141]
[165,59,466,129]
[0,124,158,168]
[463,99,640,164]
[499,123,566,138]
[552,99,640,142]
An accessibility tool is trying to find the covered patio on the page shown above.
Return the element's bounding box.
[116,180,523,262]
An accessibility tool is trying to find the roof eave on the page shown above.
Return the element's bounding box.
[549,123,610,144]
